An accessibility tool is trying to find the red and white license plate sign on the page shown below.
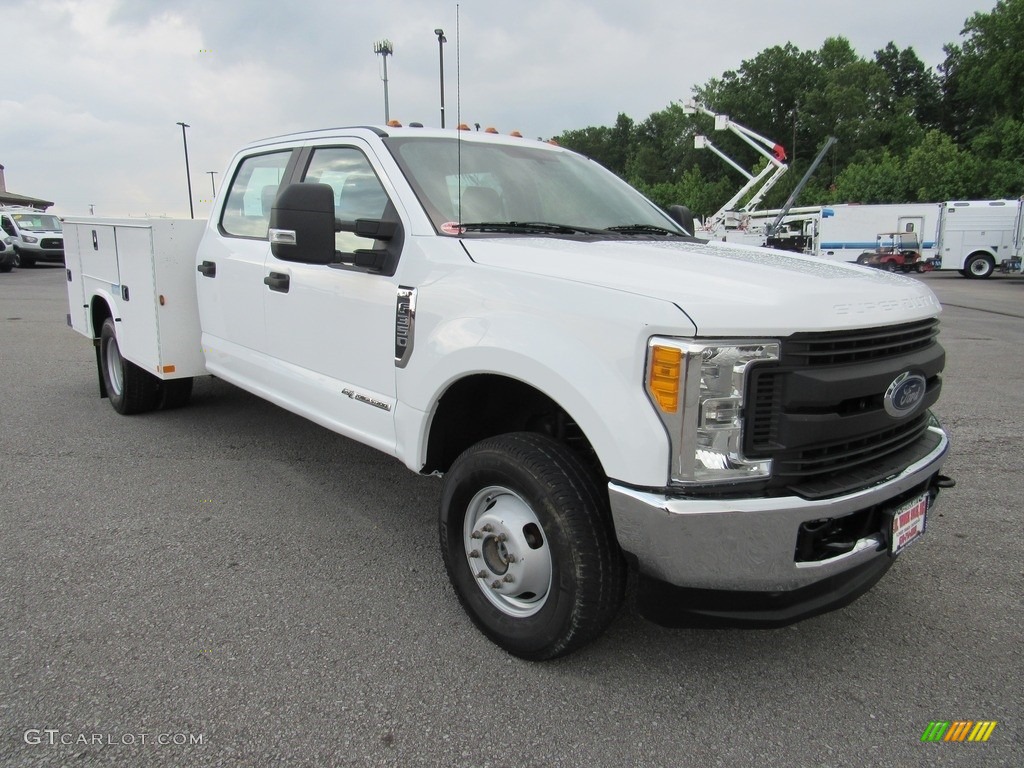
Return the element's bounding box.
[890,492,928,555]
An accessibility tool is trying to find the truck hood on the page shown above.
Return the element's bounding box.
[462,237,941,335]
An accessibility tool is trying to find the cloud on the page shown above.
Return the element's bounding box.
[0,0,995,218]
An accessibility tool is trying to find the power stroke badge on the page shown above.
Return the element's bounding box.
[884,371,927,417]
[394,286,417,368]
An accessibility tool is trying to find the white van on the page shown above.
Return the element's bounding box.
[0,207,65,267]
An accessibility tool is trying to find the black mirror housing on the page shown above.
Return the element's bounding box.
[668,205,696,237]
[335,218,398,241]
[269,183,336,264]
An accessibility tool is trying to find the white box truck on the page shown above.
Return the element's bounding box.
[738,203,942,264]
[64,125,952,659]
[935,199,1024,278]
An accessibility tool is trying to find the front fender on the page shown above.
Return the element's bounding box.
[399,271,696,487]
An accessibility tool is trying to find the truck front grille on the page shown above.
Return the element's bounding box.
[746,320,944,500]
[782,318,938,366]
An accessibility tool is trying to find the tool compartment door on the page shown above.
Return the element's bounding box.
[113,223,162,375]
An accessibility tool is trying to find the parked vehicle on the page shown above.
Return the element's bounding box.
[63,125,952,659]
[0,236,16,272]
[856,231,934,273]
[738,203,942,264]
[935,199,1024,278]
[0,207,65,267]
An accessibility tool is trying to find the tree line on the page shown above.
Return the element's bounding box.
[555,0,1024,218]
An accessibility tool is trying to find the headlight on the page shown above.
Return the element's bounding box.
[22,235,38,243]
[646,337,779,485]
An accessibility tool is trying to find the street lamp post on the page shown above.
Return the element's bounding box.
[434,28,446,128]
[373,40,393,123]
[207,170,218,197]
[175,121,194,219]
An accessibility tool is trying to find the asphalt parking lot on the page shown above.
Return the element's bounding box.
[1,264,1021,767]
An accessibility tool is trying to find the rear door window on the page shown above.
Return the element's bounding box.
[220,151,293,239]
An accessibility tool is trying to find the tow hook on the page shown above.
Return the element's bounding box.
[935,474,956,489]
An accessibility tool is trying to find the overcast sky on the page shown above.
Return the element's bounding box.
[0,0,996,219]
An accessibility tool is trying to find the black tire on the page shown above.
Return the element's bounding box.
[439,432,626,660]
[99,318,159,414]
[964,252,994,279]
[856,253,872,265]
[0,264,11,273]
[157,377,194,410]
[885,261,898,272]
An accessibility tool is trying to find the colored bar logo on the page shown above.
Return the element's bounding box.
[921,721,997,742]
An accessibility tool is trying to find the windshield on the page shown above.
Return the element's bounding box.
[13,213,62,232]
[384,136,684,236]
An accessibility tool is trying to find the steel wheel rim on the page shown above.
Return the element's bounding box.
[105,337,124,397]
[463,485,552,618]
[970,258,989,276]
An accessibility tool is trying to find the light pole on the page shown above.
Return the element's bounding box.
[373,40,393,123]
[434,28,446,128]
[207,170,218,197]
[175,121,194,219]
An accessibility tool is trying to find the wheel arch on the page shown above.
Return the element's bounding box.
[410,338,672,489]
[89,292,119,338]
[422,373,603,478]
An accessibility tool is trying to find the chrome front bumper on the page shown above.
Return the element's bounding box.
[609,426,949,593]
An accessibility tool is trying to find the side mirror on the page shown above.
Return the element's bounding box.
[269,183,336,264]
[337,218,398,241]
[668,204,696,237]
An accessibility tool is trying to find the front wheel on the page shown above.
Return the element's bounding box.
[15,249,34,268]
[439,432,626,660]
[99,318,159,414]
[964,253,994,279]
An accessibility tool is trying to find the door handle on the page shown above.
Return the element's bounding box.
[264,272,290,293]
[197,260,216,277]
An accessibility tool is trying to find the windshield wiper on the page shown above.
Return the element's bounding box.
[604,224,682,236]
[459,221,608,236]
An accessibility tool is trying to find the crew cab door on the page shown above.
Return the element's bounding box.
[197,149,295,372]
[262,143,403,454]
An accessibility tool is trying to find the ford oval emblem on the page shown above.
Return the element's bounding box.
[884,372,927,418]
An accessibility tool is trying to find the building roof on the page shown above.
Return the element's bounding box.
[0,191,53,210]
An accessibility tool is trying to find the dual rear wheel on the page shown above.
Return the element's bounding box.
[99,318,192,414]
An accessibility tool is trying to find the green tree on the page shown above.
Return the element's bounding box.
[694,42,820,164]
[557,113,634,176]
[941,0,1024,141]
[874,43,942,130]
[622,103,694,185]
[830,150,911,203]
[903,130,982,200]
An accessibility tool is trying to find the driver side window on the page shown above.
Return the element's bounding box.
[303,148,390,253]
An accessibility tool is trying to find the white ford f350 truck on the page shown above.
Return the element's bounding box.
[65,126,951,660]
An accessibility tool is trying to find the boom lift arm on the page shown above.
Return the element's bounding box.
[682,102,788,233]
